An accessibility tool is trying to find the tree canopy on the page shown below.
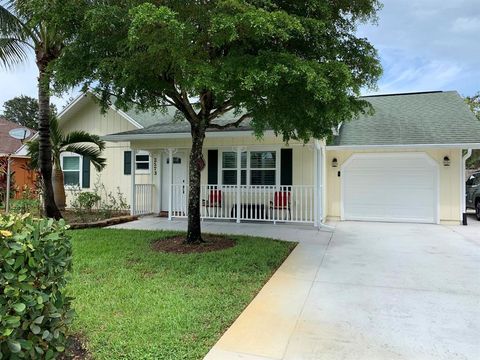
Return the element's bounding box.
[1,95,56,130]
[52,0,383,242]
[466,92,480,120]
[54,0,382,141]
[465,92,480,169]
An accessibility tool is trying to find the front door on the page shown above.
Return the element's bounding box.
[161,153,187,212]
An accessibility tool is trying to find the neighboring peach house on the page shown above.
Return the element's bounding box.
[0,117,36,198]
[33,91,480,225]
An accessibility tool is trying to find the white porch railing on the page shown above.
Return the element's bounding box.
[171,185,315,223]
[134,184,155,215]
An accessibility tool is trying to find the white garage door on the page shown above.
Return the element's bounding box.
[342,153,438,223]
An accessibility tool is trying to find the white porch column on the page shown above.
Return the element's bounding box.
[236,146,242,223]
[168,148,174,220]
[157,152,163,214]
[462,149,473,224]
[314,140,325,228]
[130,149,137,216]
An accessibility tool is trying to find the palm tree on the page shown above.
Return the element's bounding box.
[0,0,66,218]
[27,117,106,210]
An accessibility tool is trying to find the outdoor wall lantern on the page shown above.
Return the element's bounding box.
[332,158,338,167]
[443,156,451,166]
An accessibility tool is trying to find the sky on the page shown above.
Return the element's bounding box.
[0,0,478,111]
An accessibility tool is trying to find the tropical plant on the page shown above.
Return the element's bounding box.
[53,1,382,243]
[0,0,80,219]
[27,116,106,210]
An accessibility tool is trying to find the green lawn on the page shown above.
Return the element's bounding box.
[68,229,296,360]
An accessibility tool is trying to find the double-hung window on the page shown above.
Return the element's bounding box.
[220,150,277,186]
[221,151,246,185]
[62,154,81,186]
[250,151,276,185]
[135,151,151,174]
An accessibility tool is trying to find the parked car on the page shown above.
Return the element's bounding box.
[466,171,480,220]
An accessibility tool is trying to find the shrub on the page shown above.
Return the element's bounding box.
[9,185,42,217]
[68,176,129,222]
[73,192,101,212]
[0,214,74,359]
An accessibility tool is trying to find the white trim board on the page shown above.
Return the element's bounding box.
[327,143,480,150]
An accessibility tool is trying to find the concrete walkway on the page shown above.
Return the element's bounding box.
[110,216,332,244]
[112,217,480,359]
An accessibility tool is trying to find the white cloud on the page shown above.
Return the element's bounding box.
[452,17,480,33]
[358,0,480,96]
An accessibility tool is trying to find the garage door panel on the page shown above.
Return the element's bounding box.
[342,154,438,223]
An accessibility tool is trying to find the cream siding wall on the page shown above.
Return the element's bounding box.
[132,135,315,187]
[325,148,462,224]
[59,99,150,207]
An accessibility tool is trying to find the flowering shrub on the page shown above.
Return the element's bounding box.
[0,214,74,359]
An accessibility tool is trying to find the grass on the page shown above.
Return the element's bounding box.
[68,229,296,360]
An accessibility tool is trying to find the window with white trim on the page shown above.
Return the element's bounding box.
[221,151,246,185]
[62,154,81,186]
[135,151,151,174]
[220,150,277,186]
[250,151,276,185]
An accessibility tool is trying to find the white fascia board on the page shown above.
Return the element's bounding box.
[15,143,29,156]
[326,143,480,150]
[1,152,30,158]
[57,92,88,119]
[102,130,277,142]
[109,105,144,129]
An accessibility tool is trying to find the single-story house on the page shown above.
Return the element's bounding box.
[47,90,480,225]
[0,117,37,198]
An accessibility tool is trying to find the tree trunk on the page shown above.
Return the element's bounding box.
[53,166,66,210]
[37,64,62,219]
[185,124,206,244]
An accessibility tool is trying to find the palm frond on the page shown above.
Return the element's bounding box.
[0,1,34,68]
[63,144,107,172]
[0,36,29,68]
[0,2,25,36]
[61,131,106,151]
[25,138,39,169]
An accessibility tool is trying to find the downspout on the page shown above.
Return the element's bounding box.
[315,140,334,231]
[462,149,473,225]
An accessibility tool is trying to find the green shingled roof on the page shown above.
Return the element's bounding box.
[331,91,480,146]
[119,106,252,134]
[106,91,480,146]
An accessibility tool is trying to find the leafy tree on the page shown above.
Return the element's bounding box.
[1,94,57,129]
[465,93,480,120]
[465,92,480,168]
[27,116,106,210]
[0,0,81,219]
[53,0,382,243]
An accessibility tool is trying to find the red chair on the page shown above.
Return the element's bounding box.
[202,189,222,216]
[270,191,291,220]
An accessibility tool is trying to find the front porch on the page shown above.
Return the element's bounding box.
[129,142,325,226]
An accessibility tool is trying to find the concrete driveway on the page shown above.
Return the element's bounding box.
[204,221,480,360]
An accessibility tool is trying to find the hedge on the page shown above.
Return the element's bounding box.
[0,214,74,359]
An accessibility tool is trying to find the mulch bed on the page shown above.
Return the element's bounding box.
[152,234,236,254]
[59,335,91,360]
